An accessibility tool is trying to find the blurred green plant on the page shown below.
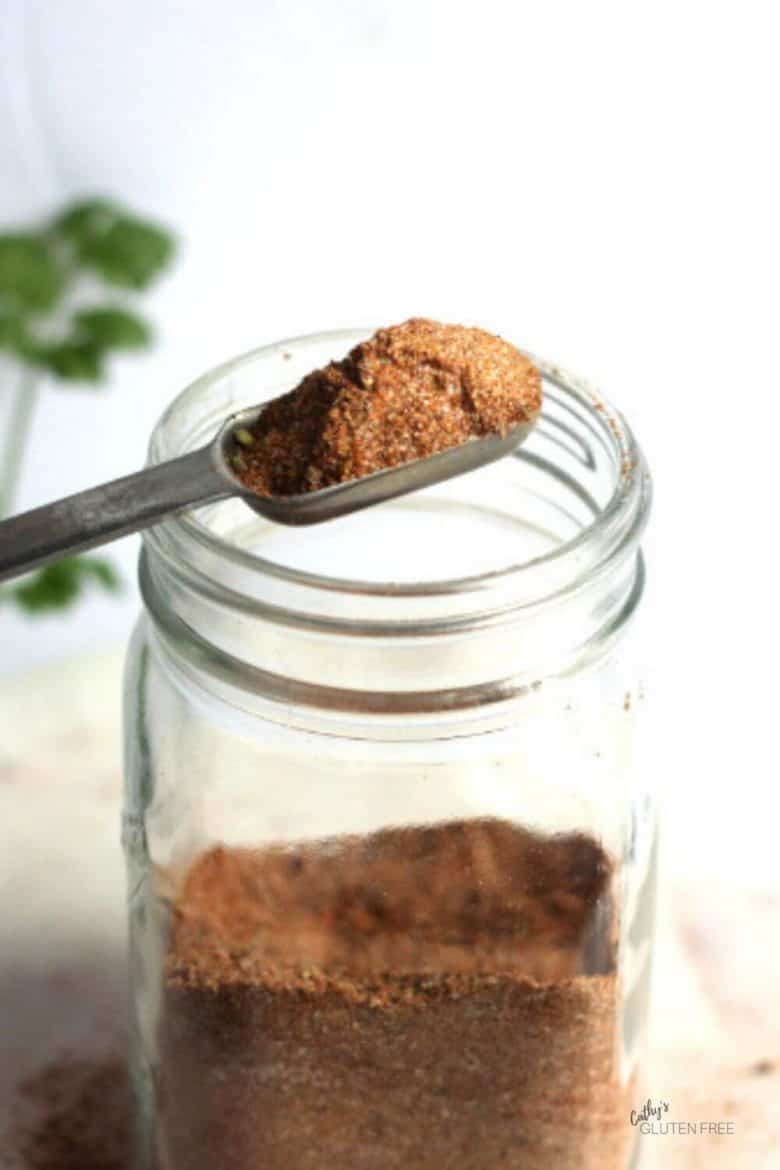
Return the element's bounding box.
[0,198,174,615]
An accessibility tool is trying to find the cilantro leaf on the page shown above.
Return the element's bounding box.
[6,555,121,614]
[54,199,118,244]
[55,199,175,290]
[0,312,34,359]
[81,219,174,288]
[0,234,63,312]
[74,307,151,349]
[38,340,106,382]
[0,198,173,619]
[36,307,151,383]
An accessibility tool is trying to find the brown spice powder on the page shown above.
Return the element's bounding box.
[235,319,542,495]
[159,819,634,1170]
[12,1058,130,1170]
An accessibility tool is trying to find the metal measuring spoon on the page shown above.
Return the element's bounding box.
[0,403,536,583]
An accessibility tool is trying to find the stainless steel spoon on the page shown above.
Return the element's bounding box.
[0,403,536,583]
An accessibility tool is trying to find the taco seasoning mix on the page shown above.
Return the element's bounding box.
[124,321,653,1169]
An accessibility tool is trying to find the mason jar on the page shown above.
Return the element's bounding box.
[123,329,654,1170]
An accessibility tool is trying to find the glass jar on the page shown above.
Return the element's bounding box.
[123,330,654,1170]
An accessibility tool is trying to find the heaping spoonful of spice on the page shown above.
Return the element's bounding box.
[0,319,542,583]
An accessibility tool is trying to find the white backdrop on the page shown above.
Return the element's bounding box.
[1,1,779,872]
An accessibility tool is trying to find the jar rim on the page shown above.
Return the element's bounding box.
[147,329,651,608]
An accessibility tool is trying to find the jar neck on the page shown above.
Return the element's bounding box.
[140,336,651,718]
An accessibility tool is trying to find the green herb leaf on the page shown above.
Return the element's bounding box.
[54,199,118,245]
[35,307,151,383]
[0,234,63,312]
[39,340,106,382]
[55,199,175,290]
[74,306,151,349]
[0,312,34,359]
[81,219,174,289]
[6,555,121,614]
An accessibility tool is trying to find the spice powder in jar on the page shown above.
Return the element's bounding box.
[160,821,629,1170]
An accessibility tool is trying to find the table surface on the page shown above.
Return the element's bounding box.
[0,652,777,1168]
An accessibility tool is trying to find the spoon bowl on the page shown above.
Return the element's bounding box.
[218,405,535,527]
[0,401,537,583]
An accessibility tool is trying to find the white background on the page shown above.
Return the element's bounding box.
[1,1,779,873]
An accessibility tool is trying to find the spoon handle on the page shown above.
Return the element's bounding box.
[0,446,229,583]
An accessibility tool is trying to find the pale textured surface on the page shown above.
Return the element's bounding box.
[0,653,777,1167]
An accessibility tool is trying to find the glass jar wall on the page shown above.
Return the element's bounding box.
[123,331,653,1170]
